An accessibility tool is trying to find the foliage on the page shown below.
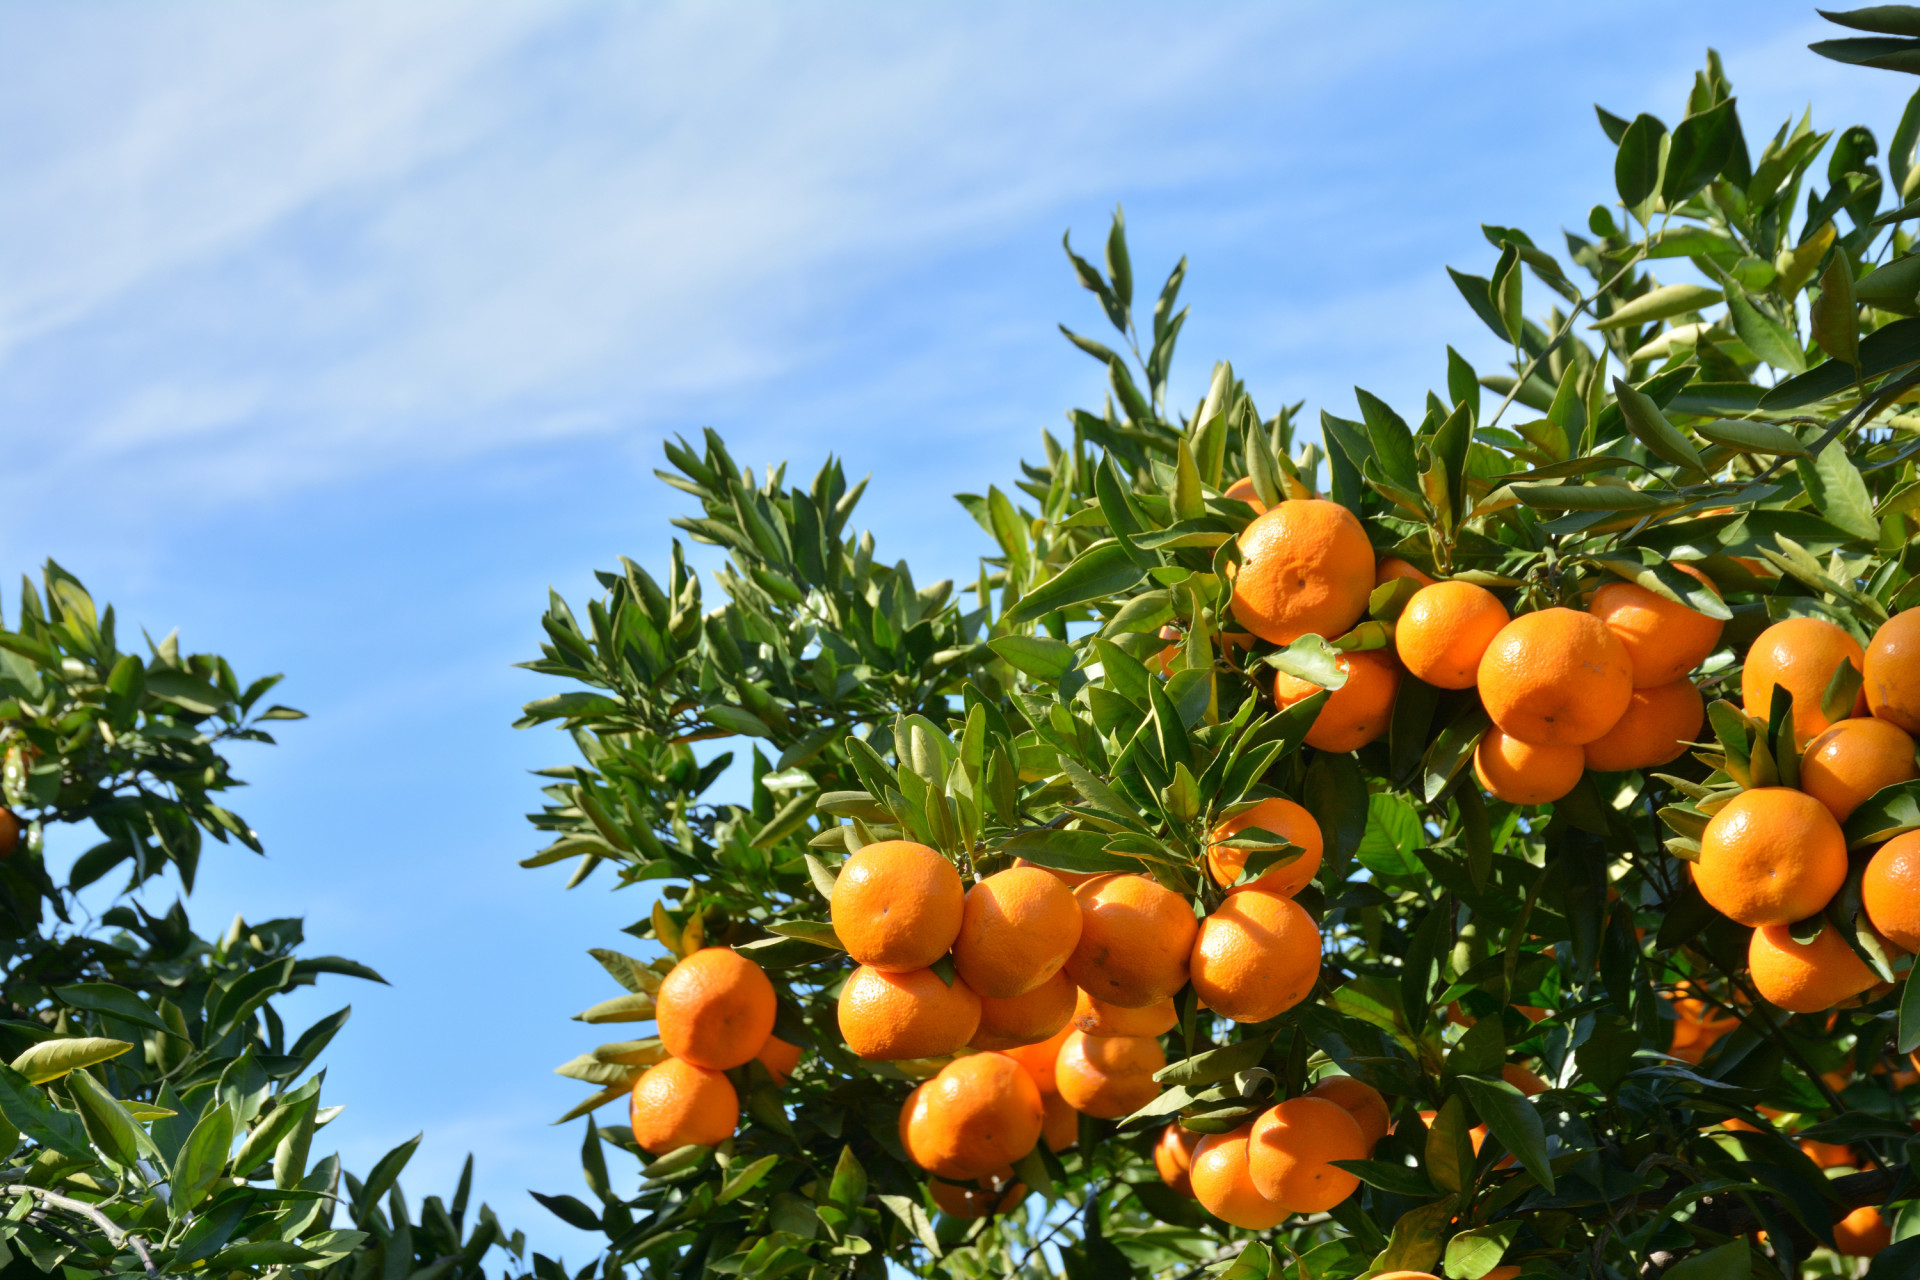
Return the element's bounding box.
[0,564,523,1280]
[524,8,1920,1279]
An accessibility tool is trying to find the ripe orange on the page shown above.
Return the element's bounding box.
[1394,581,1510,690]
[1478,608,1634,746]
[837,965,981,1060]
[1305,1076,1390,1152]
[1000,1024,1072,1094]
[654,947,778,1071]
[1039,1089,1077,1152]
[756,1035,803,1085]
[1581,679,1704,773]
[969,968,1076,1051]
[1228,499,1375,645]
[1742,616,1868,745]
[1473,727,1583,804]
[1189,1126,1290,1229]
[1375,557,1436,589]
[1065,874,1198,1007]
[1188,889,1322,1023]
[1501,1063,1549,1096]
[1070,988,1177,1038]
[1668,997,1739,1065]
[1863,830,1920,951]
[829,840,965,972]
[1273,648,1403,752]
[1053,1031,1164,1119]
[899,1052,1044,1178]
[1748,924,1876,1013]
[953,866,1083,998]
[1206,797,1323,896]
[1223,476,1268,515]
[929,1167,1024,1219]
[1866,610,1920,733]
[1833,1204,1892,1256]
[1155,1124,1202,1196]
[1246,1096,1365,1212]
[1589,565,1725,687]
[1693,787,1847,926]
[628,1058,738,1154]
[899,1082,968,1179]
[1801,717,1919,823]
[1800,1138,1855,1170]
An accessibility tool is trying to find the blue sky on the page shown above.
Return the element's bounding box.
[0,0,1909,1264]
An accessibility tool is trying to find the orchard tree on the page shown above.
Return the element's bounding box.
[524,8,1920,1278]
[0,564,524,1280]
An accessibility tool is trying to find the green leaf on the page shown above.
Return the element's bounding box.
[1594,283,1721,330]
[1509,483,1676,512]
[828,1144,867,1211]
[1799,444,1880,542]
[1615,113,1667,212]
[1846,780,1920,847]
[1444,1221,1520,1280]
[1424,1096,1473,1193]
[877,1193,942,1259]
[986,486,1032,585]
[66,1069,146,1168]
[1693,418,1810,456]
[1664,1238,1749,1280]
[1263,634,1349,689]
[997,829,1144,875]
[1215,1242,1271,1280]
[1329,1158,1434,1197]
[1371,1197,1455,1276]
[1154,1036,1271,1088]
[10,1036,131,1084]
[1002,541,1144,629]
[1812,253,1861,367]
[988,636,1076,681]
[0,1064,91,1159]
[49,985,173,1037]
[170,1102,236,1216]
[717,1153,781,1206]
[1454,1075,1554,1190]
[1664,98,1739,202]
[1612,377,1704,474]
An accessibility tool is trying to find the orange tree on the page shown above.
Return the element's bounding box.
[0,563,524,1280]
[522,9,1920,1278]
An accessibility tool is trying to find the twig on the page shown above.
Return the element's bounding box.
[3,1186,158,1278]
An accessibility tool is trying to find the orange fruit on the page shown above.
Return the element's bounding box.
[1581,679,1704,773]
[1246,1096,1365,1213]
[1478,608,1634,746]
[1189,889,1322,1023]
[1228,499,1375,645]
[1501,1063,1549,1096]
[1223,476,1268,515]
[628,1058,738,1155]
[1802,716,1919,823]
[1800,1138,1855,1169]
[929,1167,1024,1219]
[1372,1275,1445,1280]
[1748,924,1876,1013]
[1305,1076,1390,1152]
[1693,787,1847,926]
[837,965,981,1060]
[1669,998,1739,1065]
[1273,648,1403,752]
[756,1036,803,1085]
[1000,1024,1072,1094]
[1375,557,1436,588]
[1189,1126,1290,1229]
[1589,565,1725,687]
[1394,581,1510,690]
[1473,727,1583,804]
[1065,874,1198,1007]
[970,968,1076,1051]
[899,1052,1044,1178]
[1012,856,1099,888]
[1833,1204,1893,1256]
[1858,610,1920,729]
[1039,1089,1077,1152]
[1863,829,1920,951]
[829,840,965,972]
[1070,988,1177,1038]
[953,866,1083,999]
[1742,616,1868,745]
[1866,609,1920,734]
[1206,797,1323,896]
[1155,1124,1202,1196]
[1053,1031,1164,1119]
[654,947,778,1071]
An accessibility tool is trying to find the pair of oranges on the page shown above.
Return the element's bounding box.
[626,945,802,1154]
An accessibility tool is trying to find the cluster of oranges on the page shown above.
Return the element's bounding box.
[1688,608,1920,1014]
[823,825,1348,1222]
[1228,496,1721,804]
[626,946,802,1155]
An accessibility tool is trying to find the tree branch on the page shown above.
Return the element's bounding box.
[4,1186,158,1279]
